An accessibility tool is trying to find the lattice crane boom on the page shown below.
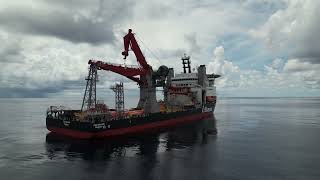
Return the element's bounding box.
[88,60,145,84]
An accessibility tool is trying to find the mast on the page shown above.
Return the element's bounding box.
[110,82,125,116]
[182,54,191,73]
[81,64,98,111]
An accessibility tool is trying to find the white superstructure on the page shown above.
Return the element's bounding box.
[165,55,220,110]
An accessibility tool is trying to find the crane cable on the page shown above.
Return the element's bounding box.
[134,33,162,67]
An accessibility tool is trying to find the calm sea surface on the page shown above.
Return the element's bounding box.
[0,97,319,180]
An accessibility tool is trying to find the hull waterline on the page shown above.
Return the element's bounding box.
[47,111,213,139]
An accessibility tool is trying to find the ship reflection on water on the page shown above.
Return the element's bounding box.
[45,116,217,161]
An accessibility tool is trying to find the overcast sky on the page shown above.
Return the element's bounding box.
[0,0,320,102]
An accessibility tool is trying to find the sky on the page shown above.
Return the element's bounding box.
[0,0,320,105]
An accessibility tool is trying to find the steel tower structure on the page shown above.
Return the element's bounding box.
[182,54,191,73]
[110,82,125,114]
[81,64,98,111]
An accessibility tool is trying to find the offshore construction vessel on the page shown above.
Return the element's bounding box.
[46,29,220,139]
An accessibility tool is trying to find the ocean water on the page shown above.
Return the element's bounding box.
[0,97,319,180]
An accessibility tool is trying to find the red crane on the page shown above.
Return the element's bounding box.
[87,29,162,113]
[122,29,151,71]
[88,29,152,85]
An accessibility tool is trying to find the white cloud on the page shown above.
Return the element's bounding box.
[207,46,240,88]
[283,59,319,73]
[271,58,284,70]
[283,59,320,88]
[0,29,125,91]
[0,0,319,98]
[0,0,134,45]
[207,46,320,96]
[250,0,320,63]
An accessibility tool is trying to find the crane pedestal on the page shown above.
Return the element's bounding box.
[137,73,160,114]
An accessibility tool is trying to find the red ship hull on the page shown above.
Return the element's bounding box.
[47,111,212,139]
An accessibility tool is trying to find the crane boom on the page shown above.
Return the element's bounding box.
[122,29,151,71]
[88,60,145,84]
[88,29,152,86]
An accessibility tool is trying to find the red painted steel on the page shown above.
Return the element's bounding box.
[88,60,145,84]
[47,112,212,139]
[122,29,150,71]
[87,29,152,85]
[206,96,216,102]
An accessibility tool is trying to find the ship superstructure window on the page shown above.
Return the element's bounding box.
[175,83,194,87]
[172,78,198,81]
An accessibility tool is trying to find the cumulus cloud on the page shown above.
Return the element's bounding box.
[0,0,133,45]
[250,0,320,63]
[207,46,320,96]
[207,46,240,88]
[0,0,319,98]
[0,31,24,63]
[184,32,201,54]
[270,58,284,70]
[283,59,320,88]
[0,28,127,97]
[284,59,315,73]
